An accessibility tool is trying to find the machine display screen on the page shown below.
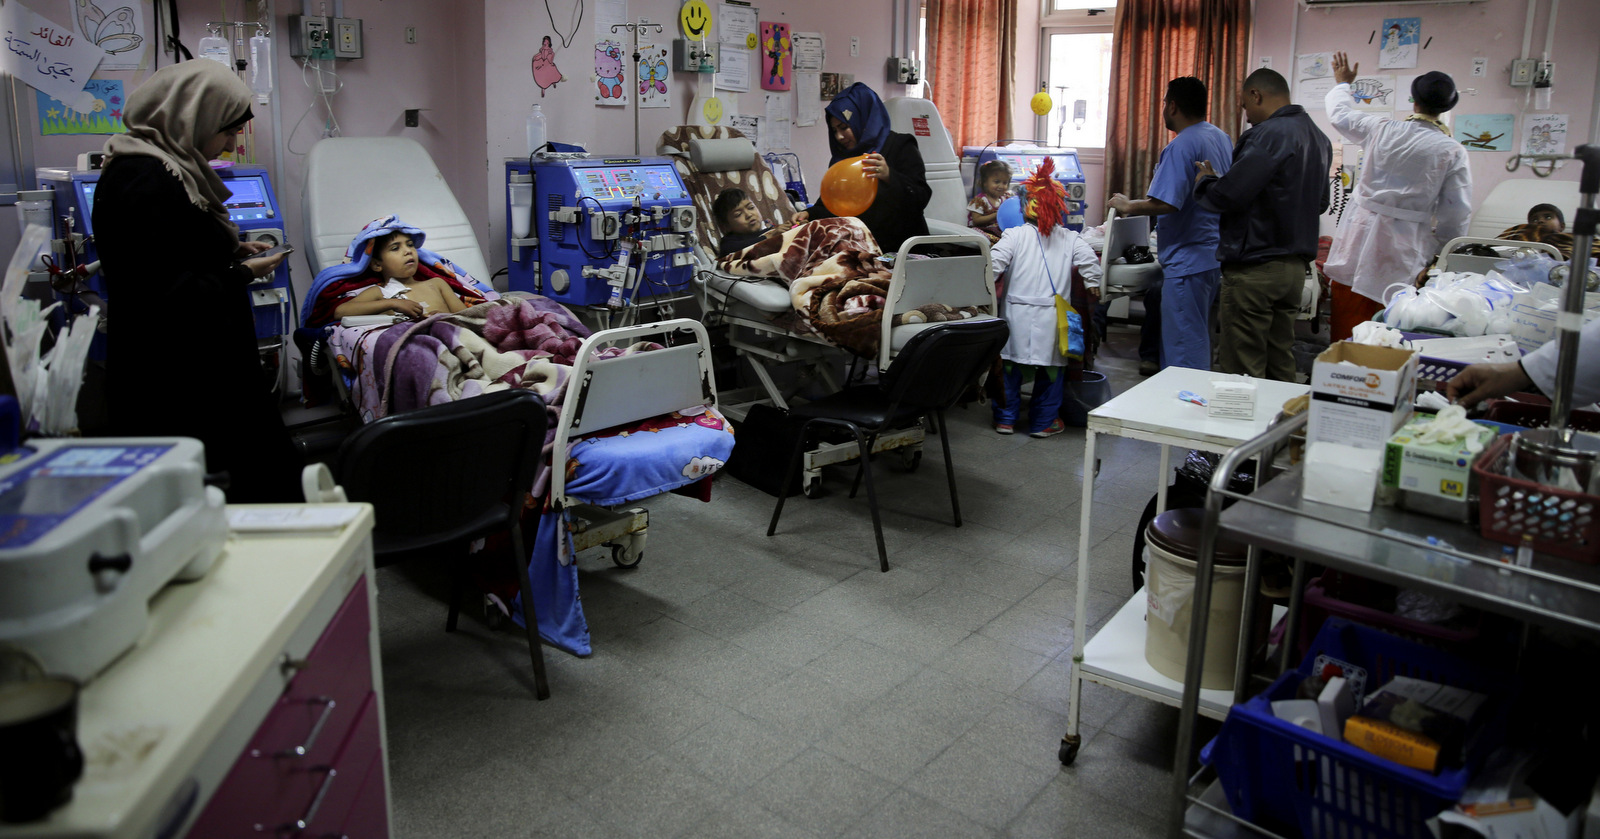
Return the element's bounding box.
[224,176,273,222]
[575,165,687,202]
[1003,154,1082,182]
[0,445,172,548]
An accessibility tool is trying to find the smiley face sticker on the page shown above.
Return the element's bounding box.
[680,0,713,41]
[702,96,723,123]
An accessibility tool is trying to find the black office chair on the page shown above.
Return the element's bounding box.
[767,318,1010,572]
[333,388,552,700]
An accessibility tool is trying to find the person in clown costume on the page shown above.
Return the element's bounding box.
[989,158,1103,438]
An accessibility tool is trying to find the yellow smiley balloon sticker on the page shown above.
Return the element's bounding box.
[1030,90,1053,116]
[703,96,723,123]
[680,0,712,41]
[745,32,758,49]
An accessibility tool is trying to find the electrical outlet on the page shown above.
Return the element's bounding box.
[1510,58,1537,86]
[405,26,416,44]
[333,18,362,59]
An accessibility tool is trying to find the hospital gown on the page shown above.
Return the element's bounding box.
[1323,83,1473,305]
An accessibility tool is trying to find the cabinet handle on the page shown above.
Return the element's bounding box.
[252,696,336,759]
[276,766,336,833]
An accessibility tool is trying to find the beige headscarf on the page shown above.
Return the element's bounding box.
[104,60,254,248]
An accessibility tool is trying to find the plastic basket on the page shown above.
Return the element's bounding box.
[1473,432,1599,563]
[1296,573,1479,658]
[1204,619,1512,839]
[1481,398,1600,433]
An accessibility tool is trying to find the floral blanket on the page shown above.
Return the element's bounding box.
[716,217,987,358]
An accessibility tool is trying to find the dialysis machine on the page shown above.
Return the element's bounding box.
[960,145,1088,231]
[505,157,698,308]
[35,164,295,345]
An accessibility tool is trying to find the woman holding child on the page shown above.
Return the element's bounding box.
[94,60,302,502]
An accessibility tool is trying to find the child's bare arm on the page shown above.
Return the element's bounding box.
[970,210,998,226]
[433,279,469,314]
[334,286,425,319]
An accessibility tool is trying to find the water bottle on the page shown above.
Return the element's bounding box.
[249,34,274,103]
[525,104,547,156]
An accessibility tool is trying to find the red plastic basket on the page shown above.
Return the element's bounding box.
[1297,573,1479,657]
[1482,398,1600,433]
[1473,434,1599,563]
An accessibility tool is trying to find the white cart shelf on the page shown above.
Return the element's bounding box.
[1061,366,1307,765]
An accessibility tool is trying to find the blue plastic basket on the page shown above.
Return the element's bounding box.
[1203,619,1512,839]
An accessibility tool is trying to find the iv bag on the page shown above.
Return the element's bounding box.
[199,33,231,67]
[250,34,274,101]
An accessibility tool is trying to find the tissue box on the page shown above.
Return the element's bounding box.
[1308,342,1418,451]
[1382,415,1500,521]
[1304,441,1383,512]
[1209,377,1257,420]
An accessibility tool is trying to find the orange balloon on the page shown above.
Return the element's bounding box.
[820,155,879,217]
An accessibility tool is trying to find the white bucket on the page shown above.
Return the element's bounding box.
[1143,514,1248,691]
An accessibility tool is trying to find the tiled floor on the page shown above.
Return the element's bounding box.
[376,329,1194,838]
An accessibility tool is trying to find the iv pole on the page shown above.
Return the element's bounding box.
[611,21,665,156]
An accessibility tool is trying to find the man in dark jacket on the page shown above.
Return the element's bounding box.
[1194,68,1332,382]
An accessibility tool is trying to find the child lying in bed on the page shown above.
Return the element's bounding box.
[301,215,491,328]
[334,231,468,319]
[713,187,791,256]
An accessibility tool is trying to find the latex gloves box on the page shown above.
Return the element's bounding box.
[1382,414,1502,522]
[1308,342,1418,451]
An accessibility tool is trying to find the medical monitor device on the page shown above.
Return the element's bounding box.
[0,438,227,681]
[505,156,699,308]
[36,165,295,344]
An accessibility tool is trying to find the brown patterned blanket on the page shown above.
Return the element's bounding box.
[715,217,984,358]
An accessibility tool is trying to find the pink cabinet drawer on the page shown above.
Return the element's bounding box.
[298,693,383,837]
[186,579,377,838]
[336,752,391,839]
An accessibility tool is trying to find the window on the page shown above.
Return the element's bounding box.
[1050,0,1116,10]
[1038,28,1115,149]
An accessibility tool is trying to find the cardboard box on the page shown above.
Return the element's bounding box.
[1308,342,1418,451]
[1382,415,1499,502]
[1208,376,1257,420]
[1304,442,1382,512]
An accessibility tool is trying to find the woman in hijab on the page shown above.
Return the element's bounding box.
[792,82,932,253]
[93,60,301,502]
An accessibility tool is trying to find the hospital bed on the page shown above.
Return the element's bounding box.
[657,124,997,495]
[300,136,728,571]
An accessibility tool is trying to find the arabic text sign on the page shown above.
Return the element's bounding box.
[0,1,106,113]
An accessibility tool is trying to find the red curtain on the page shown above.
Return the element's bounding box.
[1104,0,1252,200]
[928,0,1018,153]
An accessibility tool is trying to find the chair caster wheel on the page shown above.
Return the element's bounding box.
[894,447,922,472]
[610,533,645,568]
[803,477,825,499]
[1058,735,1081,766]
[484,594,510,631]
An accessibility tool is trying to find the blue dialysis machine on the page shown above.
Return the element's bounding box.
[505,157,698,307]
[35,164,295,344]
[959,146,1088,231]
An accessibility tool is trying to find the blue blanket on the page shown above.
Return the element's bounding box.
[513,408,735,655]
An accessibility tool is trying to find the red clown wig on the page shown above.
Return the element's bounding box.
[1020,157,1069,236]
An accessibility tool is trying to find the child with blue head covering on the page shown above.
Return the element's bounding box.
[794,82,932,253]
[302,215,495,328]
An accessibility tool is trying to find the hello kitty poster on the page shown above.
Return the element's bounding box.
[594,40,628,106]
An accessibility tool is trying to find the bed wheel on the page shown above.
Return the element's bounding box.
[803,477,825,499]
[610,533,645,569]
[1058,734,1082,766]
[484,594,509,631]
[893,447,922,472]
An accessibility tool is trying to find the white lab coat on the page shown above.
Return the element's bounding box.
[990,223,1103,367]
[1522,316,1600,408]
[1323,83,1473,305]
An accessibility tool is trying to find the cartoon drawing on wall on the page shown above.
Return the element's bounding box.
[638,44,670,108]
[36,79,126,135]
[73,0,148,71]
[1455,113,1514,151]
[1520,113,1568,156]
[544,0,584,49]
[760,21,791,91]
[1348,75,1396,113]
[679,0,713,42]
[1378,17,1420,70]
[1294,52,1335,109]
[533,35,566,96]
[594,40,627,105]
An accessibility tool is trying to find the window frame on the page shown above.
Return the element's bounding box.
[1036,20,1115,160]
